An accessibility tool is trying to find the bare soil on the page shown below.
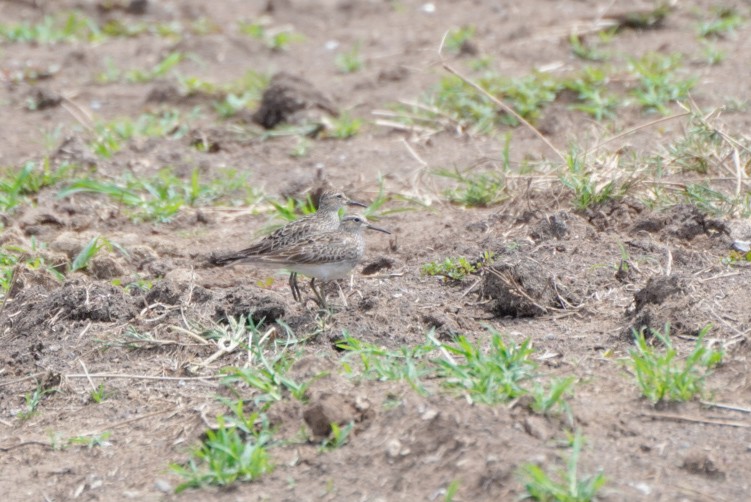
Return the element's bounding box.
[2,1,751,501]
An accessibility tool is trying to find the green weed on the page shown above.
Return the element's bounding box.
[337,334,434,396]
[67,236,128,274]
[644,109,751,218]
[443,26,476,54]
[335,43,364,73]
[560,150,625,210]
[89,384,110,404]
[220,318,310,406]
[361,178,423,219]
[238,20,302,50]
[0,11,101,44]
[662,114,720,174]
[0,242,65,298]
[387,39,702,136]
[0,11,214,44]
[213,92,254,118]
[444,480,460,502]
[421,256,478,281]
[290,137,312,157]
[436,331,536,404]
[627,324,722,403]
[100,17,217,39]
[18,382,57,421]
[628,52,696,114]
[439,168,507,207]
[224,356,310,406]
[267,193,318,224]
[58,167,253,222]
[530,377,576,418]
[112,277,154,293]
[699,41,726,65]
[67,431,111,448]
[327,112,362,139]
[179,71,267,119]
[563,66,618,120]
[568,34,608,62]
[337,329,576,414]
[440,72,561,130]
[0,160,74,213]
[89,109,195,158]
[172,412,273,492]
[522,432,606,502]
[96,51,183,84]
[70,236,106,272]
[320,422,354,451]
[697,7,743,39]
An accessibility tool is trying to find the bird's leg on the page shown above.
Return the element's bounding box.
[309,278,328,309]
[288,272,301,302]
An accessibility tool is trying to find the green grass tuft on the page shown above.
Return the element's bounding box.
[627,324,722,404]
[522,432,606,502]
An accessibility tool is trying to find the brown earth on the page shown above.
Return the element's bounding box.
[2,0,751,501]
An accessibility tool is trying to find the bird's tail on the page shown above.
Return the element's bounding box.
[207,251,243,266]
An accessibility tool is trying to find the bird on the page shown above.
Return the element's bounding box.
[229,214,390,308]
[209,191,366,301]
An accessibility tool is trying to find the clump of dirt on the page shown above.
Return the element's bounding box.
[624,275,708,339]
[422,312,460,340]
[4,280,139,338]
[481,258,559,317]
[212,286,287,324]
[584,198,645,232]
[361,256,395,275]
[88,254,127,280]
[144,279,187,305]
[303,391,371,438]
[26,86,62,111]
[529,211,570,241]
[633,275,685,311]
[252,71,338,129]
[631,204,730,241]
[5,266,62,299]
[681,450,726,480]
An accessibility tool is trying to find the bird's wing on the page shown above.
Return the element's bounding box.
[254,234,359,265]
[209,213,327,264]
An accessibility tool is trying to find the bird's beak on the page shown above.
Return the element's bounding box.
[347,199,367,208]
[366,222,391,234]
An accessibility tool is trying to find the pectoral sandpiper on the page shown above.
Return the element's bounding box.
[209,191,365,301]
[232,214,390,308]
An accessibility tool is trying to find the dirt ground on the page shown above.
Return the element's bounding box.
[2,0,751,501]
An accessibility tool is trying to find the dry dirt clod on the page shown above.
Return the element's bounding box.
[303,392,358,438]
[481,258,558,318]
[361,256,394,275]
[631,204,730,241]
[529,211,570,241]
[252,72,338,130]
[88,254,126,280]
[633,275,685,312]
[212,286,286,325]
[681,450,725,480]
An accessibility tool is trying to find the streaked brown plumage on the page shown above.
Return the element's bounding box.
[209,191,366,301]
[236,215,390,307]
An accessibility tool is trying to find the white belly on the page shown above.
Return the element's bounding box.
[287,260,358,281]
